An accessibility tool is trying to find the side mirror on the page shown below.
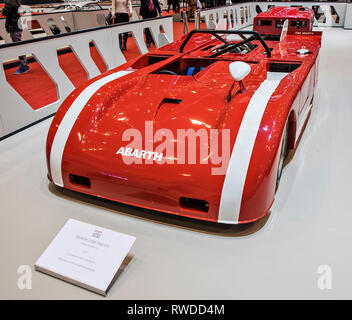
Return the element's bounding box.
[229,61,251,82]
[227,62,251,101]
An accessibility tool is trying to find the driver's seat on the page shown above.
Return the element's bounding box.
[180,67,205,76]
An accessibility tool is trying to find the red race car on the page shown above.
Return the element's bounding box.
[254,6,315,38]
[46,28,322,224]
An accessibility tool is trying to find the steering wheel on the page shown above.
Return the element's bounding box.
[156,70,177,75]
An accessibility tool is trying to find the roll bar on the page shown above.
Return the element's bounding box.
[179,29,272,58]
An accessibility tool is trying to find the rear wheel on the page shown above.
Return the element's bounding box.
[276,120,289,192]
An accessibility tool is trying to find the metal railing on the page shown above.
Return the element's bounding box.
[0,15,173,139]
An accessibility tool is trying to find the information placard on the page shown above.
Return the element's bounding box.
[35,219,136,296]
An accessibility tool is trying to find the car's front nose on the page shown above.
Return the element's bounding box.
[60,142,224,222]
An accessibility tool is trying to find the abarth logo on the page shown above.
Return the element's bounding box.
[91,230,102,238]
[116,147,163,162]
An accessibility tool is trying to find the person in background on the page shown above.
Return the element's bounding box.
[167,0,179,14]
[105,9,113,25]
[166,0,172,13]
[112,0,133,51]
[2,0,29,74]
[197,0,205,11]
[173,0,180,14]
[139,0,162,48]
[187,0,197,19]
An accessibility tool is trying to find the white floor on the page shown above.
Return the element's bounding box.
[1,28,352,300]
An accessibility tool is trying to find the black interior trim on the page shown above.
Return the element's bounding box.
[210,35,256,58]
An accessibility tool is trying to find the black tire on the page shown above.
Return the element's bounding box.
[276,120,289,192]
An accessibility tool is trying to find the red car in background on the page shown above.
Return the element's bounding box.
[254,6,315,37]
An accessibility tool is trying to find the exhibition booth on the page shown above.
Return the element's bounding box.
[0,1,351,300]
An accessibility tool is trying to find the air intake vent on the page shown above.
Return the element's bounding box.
[180,197,209,213]
[69,174,91,188]
[269,62,301,73]
[162,98,182,104]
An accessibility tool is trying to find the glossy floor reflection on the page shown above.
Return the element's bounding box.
[0,27,351,299]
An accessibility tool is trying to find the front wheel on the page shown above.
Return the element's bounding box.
[276,120,289,192]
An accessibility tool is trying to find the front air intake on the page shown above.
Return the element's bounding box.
[162,98,182,104]
[269,62,301,73]
[179,197,209,213]
[69,174,91,188]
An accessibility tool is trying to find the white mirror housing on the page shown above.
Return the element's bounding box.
[229,61,251,82]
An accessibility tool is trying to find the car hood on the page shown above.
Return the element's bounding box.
[68,66,265,144]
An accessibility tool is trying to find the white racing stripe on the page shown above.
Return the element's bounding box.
[295,93,313,144]
[218,72,288,224]
[50,70,133,187]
